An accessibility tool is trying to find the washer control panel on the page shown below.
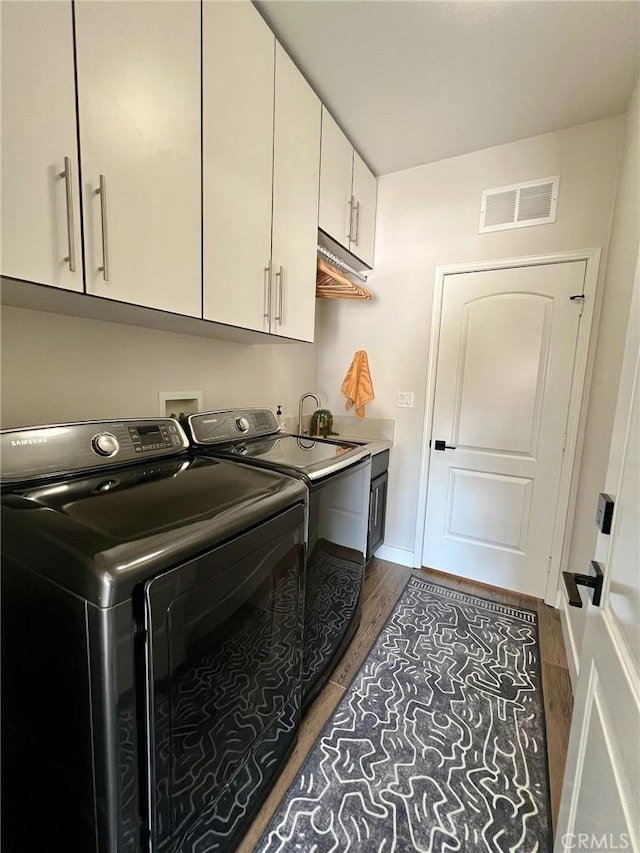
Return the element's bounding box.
[186,409,279,445]
[1,419,189,484]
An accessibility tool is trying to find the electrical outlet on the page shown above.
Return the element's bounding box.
[397,391,414,408]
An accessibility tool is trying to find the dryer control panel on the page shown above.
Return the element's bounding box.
[186,409,279,445]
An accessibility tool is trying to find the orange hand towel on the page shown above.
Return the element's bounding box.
[341,350,374,418]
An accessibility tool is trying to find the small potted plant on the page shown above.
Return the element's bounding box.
[309,409,335,438]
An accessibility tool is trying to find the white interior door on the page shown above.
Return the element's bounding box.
[554,262,639,851]
[423,262,586,598]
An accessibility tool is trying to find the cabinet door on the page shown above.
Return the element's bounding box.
[1,1,83,291]
[271,45,321,343]
[351,152,377,268]
[367,471,388,559]
[75,1,201,317]
[318,107,353,252]
[203,1,274,332]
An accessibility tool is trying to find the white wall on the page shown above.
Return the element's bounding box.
[316,116,625,567]
[561,79,640,673]
[0,306,317,428]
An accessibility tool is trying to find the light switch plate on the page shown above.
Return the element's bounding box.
[397,392,414,408]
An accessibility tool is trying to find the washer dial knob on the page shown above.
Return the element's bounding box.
[91,432,120,458]
[235,416,250,433]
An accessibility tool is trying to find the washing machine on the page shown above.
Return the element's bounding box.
[1,417,307,852]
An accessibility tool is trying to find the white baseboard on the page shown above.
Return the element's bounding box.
[373,544,415,568]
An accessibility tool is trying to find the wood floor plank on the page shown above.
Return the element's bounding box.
[542,660,574,832]
[236,681,345,853]
[420,565,523,606]
[419,565,463,592]
[537,601,570,669]
[360,556,389,602]
[516,592,540,612]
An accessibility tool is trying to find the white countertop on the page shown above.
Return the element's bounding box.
[331,435,392,456]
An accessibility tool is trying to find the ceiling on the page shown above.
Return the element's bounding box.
[257,0,640,176]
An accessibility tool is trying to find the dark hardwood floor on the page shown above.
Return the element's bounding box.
[237,559,573,851]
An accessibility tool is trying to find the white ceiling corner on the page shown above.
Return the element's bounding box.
[256,0,640,176]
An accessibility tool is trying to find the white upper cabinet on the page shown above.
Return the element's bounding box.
[203,1,274,333]
[1,1,83,291]
[351,152,378,269]
[75,1,201,317]
[271,44,321,343]
[319,107,377,268]
[2,0,323,341]
[203,3,320,342]
[318,110,354,251]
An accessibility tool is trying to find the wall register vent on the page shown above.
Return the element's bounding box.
[479,176,559,233]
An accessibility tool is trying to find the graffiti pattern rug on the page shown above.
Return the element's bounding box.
[255,576,552,853]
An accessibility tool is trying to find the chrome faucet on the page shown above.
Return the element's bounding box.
[298,393,320,435]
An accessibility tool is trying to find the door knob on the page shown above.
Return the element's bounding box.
[562,561,603,608]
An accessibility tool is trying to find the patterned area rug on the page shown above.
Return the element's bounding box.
[256,576,552,853]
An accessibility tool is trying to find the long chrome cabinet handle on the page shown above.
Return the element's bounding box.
[348,195,355,242]
[373,487,379,526]
[59,156,76,272]
[263,261,272,327]
[352,199,361,247]
[274,265,284,325]
[96,174,109,281]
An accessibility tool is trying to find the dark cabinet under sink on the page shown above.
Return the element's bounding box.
[367,450,389,562]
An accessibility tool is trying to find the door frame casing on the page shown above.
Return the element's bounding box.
[413,248,602,605]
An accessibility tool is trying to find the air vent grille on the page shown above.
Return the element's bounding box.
[480,176,559,233]
[484,190,517,228]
